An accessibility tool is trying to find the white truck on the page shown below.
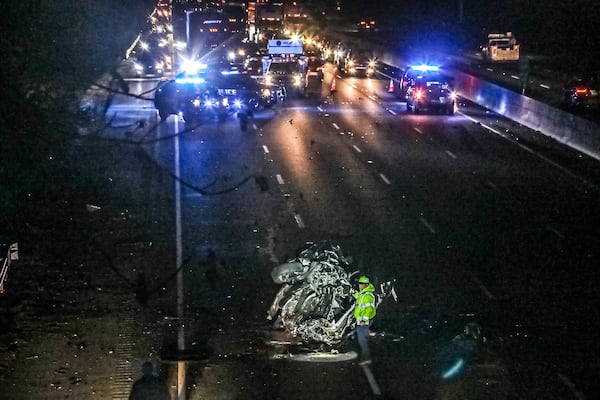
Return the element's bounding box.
[481,32,520,62]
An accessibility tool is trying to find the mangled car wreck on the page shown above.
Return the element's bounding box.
[267,241,396,346]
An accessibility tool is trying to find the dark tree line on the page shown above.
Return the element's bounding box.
[0,0,156,226]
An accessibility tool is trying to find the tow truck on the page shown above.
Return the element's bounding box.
[481,32,520,62]
[154,61,284,123]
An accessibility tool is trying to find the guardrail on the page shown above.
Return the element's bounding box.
[0,242,19,294]
[329,32,600,162]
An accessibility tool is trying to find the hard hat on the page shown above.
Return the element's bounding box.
[358,276,370,284]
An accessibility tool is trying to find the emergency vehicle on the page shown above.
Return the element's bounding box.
[154,62,281,123]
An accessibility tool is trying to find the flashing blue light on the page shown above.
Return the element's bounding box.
[411,64,439,72]
[441,358,465,380]
[175,77,206,84]
[181,60,207,75]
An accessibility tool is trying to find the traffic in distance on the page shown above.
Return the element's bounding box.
[126,0,469,131]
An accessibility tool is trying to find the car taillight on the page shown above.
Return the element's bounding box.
[575,87,589,95]
[415,89,424,100]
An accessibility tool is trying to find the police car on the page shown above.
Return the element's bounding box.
[154,61,282,122]
[400,65,456,115]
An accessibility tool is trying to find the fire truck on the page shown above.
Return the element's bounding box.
[481,32,520,62]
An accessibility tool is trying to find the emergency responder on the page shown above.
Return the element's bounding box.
[354,275,376,364]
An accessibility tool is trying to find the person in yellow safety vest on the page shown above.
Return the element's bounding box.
[353,275,376,364]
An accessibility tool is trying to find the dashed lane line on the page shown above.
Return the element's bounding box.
[262,145,270,154]
[418,217,436,233]
[470,274,496,300]
[459,111,599,191]
[361,363,383,396]
[379,173,391,185]
[388,109,397,115]
[353,145,362,153]
[414,127,423,134]
[276,174,285,185]
[294,213,305,229]
[558,373,586,400]
[445,150,457,159]
[486,180,499,191]
[332,122,340,130]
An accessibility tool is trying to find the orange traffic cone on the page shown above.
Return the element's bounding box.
[330,78,337,93]
[388,78,394,93]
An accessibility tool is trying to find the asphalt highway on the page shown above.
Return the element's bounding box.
[105,68,600,399]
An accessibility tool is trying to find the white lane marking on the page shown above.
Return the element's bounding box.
[294,213,305,229]
[332,123,340,130]
[510,75,520,80]
[418,217,436,233]
[445,150,457,159]
[368,95,377,101]
[470,274,496,300]
[414,127,423,134]
[379,173,391,185]
[173,118,187,393]
[388,109,397,115]
[486,68,494,72]
[558,373,586,400]
[546,225,565,239]
[276,174,285,185]
[317,106,324,112]
[262,145,270,154]
[353,145,362,153]
[252,123,258,130]
[459,111,599,190]
[539,83,551,89]
[486,180,499,191]
[360,364,382,396]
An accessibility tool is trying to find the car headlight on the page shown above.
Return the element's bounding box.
[262,88,271,97]
[265,76,272,85]
[293,75,302,86]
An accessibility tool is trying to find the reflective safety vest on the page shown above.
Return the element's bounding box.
[353,283,376,324]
